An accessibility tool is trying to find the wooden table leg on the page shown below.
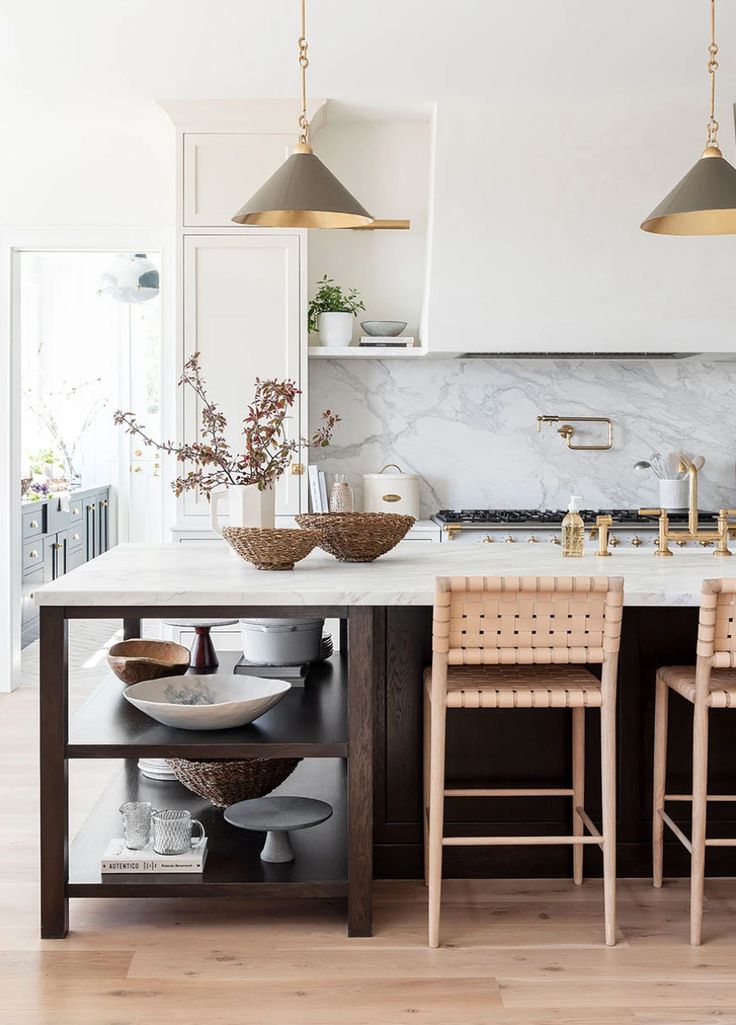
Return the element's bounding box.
[123,617,142,640]
[39,606,69,938]
[346,606,380,937]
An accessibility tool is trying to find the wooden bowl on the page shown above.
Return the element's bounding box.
[222,527,321,570]
[295,512,415,562]
[107,639,190,685]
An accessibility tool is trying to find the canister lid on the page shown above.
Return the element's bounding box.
[240,617,325,633]
[362,463,418,480]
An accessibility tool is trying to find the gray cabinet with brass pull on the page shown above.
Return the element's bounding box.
[21,485,113,646]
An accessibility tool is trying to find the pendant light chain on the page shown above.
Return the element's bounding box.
[706,0,720,148]
[297,0,310,144]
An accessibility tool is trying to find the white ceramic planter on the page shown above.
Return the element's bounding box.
[318,311,354,347]
[210,484,275,534]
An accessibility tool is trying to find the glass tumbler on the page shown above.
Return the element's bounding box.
[329,474,354,513]
[151,809,206,856]
[119,801,155,850]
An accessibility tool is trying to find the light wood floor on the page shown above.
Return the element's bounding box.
[2,626,736,1024]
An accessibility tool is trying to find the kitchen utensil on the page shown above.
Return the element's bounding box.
[123,674,291,730]
[151,809,205,856]
[119,801,155,850]
[361,464,421,520]
[295,512,415,562]
[239,618,325,666]
[633,460,654,474]
[224,796,333,863]
[167,757,300,808]
[666,451,686,478]
[360,320,407,337]
[107,640,190,685]
[692,455,705,471]
[222,526,321,571]
[650,453,667,479]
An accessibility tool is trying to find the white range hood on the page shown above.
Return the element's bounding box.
[420,103,736,355]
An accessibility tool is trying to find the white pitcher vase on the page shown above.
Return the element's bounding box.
[210,484,275,534]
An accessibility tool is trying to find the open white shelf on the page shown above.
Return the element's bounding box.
[308,346,428,359]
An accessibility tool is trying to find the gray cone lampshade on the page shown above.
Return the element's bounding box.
[232,145,373,229]
[641,146,736,235]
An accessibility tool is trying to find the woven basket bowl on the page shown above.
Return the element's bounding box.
[295,512,415,562]
[222,526,321,570]
[166,757,301,808]
[107,639,190,685]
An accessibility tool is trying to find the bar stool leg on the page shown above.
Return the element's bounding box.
[690,699,709,946]
[600,700,617,946]
[652,674,669,888]
[427,698,447,948]
[572,707,585,886]
[423,685,431,886]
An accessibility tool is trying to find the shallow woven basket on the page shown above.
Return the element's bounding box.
[166,757,301,808]
[222,526,321,571]
[295,512,415,562]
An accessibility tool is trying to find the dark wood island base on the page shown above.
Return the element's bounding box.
[39,600,732,939]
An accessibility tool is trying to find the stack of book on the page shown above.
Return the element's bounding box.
[101,838,208,874]
[308,464,329,512]
[358,336,415,348]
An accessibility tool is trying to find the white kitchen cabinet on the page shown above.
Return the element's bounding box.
[180,233,306,522]
[183,133,292,227]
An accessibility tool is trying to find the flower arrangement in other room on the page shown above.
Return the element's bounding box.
[114,352,340,497]
[307,275,365,333]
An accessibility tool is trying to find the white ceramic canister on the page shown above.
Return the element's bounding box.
[239,617,325,665]
[361,464,420,520]
[658,478,689,511]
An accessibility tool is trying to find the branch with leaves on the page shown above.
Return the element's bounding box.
[114,352,340,497]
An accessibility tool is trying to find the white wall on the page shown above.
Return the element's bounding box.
[0,105,173,227]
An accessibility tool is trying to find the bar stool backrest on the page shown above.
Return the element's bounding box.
[432,576,624,668]
[699,579,736,672]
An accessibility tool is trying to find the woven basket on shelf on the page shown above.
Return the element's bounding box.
[295,512,415,563]
[166,757,300,808]
[222,527,321,570]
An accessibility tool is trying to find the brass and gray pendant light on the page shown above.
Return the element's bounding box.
[642,0,736,234]
[232,0,373,228]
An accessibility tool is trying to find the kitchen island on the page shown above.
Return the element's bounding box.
[36,542,735,939]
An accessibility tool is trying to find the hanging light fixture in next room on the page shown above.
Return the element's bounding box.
[232,0,373,229]
[641,0,736,235]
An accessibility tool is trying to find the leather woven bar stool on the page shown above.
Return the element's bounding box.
[653,578,736,945]
[424,575,624,948]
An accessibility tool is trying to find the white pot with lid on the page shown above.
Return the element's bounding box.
[361,464,420,520]
[239,617,324,666]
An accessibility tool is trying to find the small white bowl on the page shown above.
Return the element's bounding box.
[124,674,291,731]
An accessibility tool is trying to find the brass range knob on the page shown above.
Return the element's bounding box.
[609,535,621,548]
[700,540,714,548]
[482,535,495,544]
[677,539,688,547]
[551,537,561,546]
[631,536,643,547]
[527,536,540,543]
[505,535,517,544]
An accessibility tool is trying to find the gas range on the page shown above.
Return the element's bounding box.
[433,508,719,549]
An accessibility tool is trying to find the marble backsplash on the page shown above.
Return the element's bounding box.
[308,357,736,517]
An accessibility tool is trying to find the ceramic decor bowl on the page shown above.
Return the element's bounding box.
[295,512,415,562]
[360,320,407,337]
[107,639,190,685]
[124,674,291,730]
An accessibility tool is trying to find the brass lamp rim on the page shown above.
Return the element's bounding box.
[641,150,736,235]
[233,210,374,228]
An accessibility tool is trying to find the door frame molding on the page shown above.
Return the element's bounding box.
[0,227,174,692]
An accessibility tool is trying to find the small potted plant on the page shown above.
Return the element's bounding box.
[308,275,365,347]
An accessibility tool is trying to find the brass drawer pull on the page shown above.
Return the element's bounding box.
[382,494,402,503]
[29,520,39,529]
[28,550,39,559]
[72,507,80,516]
[72,533,80,541]
[54,542,64,551]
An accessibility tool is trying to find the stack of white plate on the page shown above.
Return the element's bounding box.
[137,757,177,781]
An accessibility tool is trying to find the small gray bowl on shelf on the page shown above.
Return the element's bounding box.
[360,320,407,337]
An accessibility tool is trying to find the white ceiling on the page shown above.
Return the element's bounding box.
[2,0,735,118]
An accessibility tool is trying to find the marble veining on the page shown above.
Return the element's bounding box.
[308,357,736,515]
[33,541,732,608]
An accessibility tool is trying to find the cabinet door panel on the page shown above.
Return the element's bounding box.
[183,133,292,226]
[182,234,303,520]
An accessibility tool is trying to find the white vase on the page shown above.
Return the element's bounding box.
[318,311,354,347]
[210,484,276,534]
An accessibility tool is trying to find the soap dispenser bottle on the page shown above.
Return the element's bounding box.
[561,495,585,558]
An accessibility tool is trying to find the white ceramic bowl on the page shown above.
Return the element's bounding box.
[124,674,291,731]
[360,320,407,337]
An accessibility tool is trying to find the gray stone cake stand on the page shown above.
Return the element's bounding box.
[224,796,333,863]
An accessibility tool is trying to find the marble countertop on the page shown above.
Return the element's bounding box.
[32,541,733,608]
